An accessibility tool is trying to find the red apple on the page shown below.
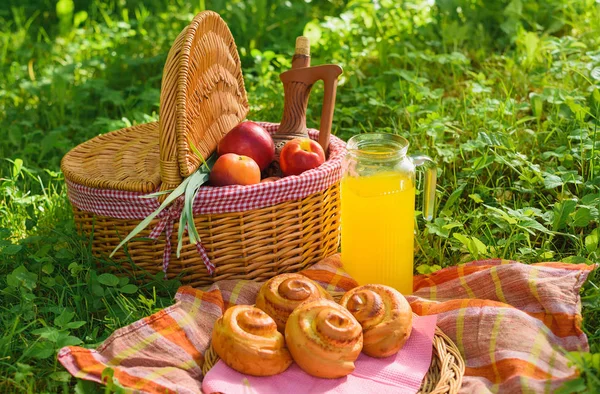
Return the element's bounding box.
[217,121,275,171]
[209,153,261,186]
[280,138,326,176]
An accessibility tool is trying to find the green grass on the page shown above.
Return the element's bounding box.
[1,0,599,392]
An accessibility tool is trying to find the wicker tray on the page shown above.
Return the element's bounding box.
[201,326,464,394]
[201,290,464,393]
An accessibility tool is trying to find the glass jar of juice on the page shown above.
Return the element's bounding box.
[341,133,436,294]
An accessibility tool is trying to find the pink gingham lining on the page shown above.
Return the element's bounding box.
[65,122,346,275]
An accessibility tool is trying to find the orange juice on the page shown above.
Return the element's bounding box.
[341,171,415,294]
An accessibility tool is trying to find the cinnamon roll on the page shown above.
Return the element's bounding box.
[339,284,412,358]
[211,305,292,376]
[285,299,363,378]
[256,273,332,332]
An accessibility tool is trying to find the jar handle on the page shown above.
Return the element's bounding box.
[410,155,437,221]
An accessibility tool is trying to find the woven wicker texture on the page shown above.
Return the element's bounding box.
[62,11,248,195]
[63,11,341,288]
[61,122,160,193]
[73,183,340,288]
[419,328,465,394]
[201,325,464,394]
[158,10,249,195]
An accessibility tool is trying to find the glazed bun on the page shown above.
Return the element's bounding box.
[285,299,363,378]
[339,284,412,358]
[211,305,292,376]
[256,273,332,332]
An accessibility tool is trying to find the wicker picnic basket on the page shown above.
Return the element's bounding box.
[61,11,342,288]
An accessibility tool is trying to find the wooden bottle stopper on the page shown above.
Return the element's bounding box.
[292,36,310,69]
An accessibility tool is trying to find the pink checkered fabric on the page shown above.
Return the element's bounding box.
[192,123,345,214]
[65,122,346,275]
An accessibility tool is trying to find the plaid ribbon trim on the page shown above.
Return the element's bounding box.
[65,122,346,275]
[190,123,345,214]
[147,197,185,273]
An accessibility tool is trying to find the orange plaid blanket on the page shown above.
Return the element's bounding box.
[58,255,594,393]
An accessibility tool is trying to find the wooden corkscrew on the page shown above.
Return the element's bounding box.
[272,36,343,161]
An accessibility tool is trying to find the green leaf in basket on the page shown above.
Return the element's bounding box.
[111,145,214,261]
[177,170,210,257]
[109,175,193,258]
[188,171,210,243]
[205,152,217,171]
[139,189,174,199]
[188,137,214,172]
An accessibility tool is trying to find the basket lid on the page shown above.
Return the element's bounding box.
[159,11,249,190]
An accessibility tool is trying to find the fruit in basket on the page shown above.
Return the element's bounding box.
[217,121,275,171]
[212,305,293,376]
[260,176,281,183]
[209,153,261,186]
[280,138,325,176]
[256,273,332,332]
[285,299,363,378]
[339,284,412,358]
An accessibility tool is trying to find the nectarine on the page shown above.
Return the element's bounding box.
[280,138,325,176]
[209,154,261,186]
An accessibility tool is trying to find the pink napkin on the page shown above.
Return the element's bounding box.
[202,314,437,394]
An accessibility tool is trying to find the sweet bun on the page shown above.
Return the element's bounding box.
[256,273,332,332]
[285,299,363,378]
[339,284,412,358]
[211,305,293,376]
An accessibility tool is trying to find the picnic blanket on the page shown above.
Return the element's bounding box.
[58,255,595,393]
